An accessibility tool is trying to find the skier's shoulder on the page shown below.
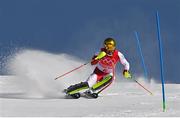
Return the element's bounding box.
[116,49,125,58]
[112,49,121,55]
[114,49,120,53]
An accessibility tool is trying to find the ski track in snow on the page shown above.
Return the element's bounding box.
[0,49,180,117]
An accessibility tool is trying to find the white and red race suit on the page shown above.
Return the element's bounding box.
[86,48,130,88]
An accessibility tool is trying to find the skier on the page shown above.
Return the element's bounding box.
[65,37,132,98]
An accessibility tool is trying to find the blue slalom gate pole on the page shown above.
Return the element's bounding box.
[134,31,148,81]
[156,11,166,112]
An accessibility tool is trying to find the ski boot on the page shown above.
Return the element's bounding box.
[67,92,81,99]
[63,89,80,99]
[84,89,98,99]
[91,75,113,91]
[83,75,113,98]
[64,82,89,99]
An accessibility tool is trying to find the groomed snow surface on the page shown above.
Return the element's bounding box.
[0,49,179,117]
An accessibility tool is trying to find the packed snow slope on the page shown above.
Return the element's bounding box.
[0,49,180,117]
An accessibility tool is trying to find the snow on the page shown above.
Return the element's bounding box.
[0,49,180,117]
[0,77,180,117]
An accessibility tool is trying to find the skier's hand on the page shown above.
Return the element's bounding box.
[94,51,106,60]
[91,51,106,65]
[123,70,132,79]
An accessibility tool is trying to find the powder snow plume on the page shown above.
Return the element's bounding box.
[5,49,93,98]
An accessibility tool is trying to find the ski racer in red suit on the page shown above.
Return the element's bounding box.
[65,38,132,97]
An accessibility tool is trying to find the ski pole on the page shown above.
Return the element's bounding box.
[132,78,153,95]
[55,51,107,80]
[55,62,90,80]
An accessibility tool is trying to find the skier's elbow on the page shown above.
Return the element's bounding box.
[91,60,98,65]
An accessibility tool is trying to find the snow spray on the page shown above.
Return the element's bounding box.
[6,49,93,98]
